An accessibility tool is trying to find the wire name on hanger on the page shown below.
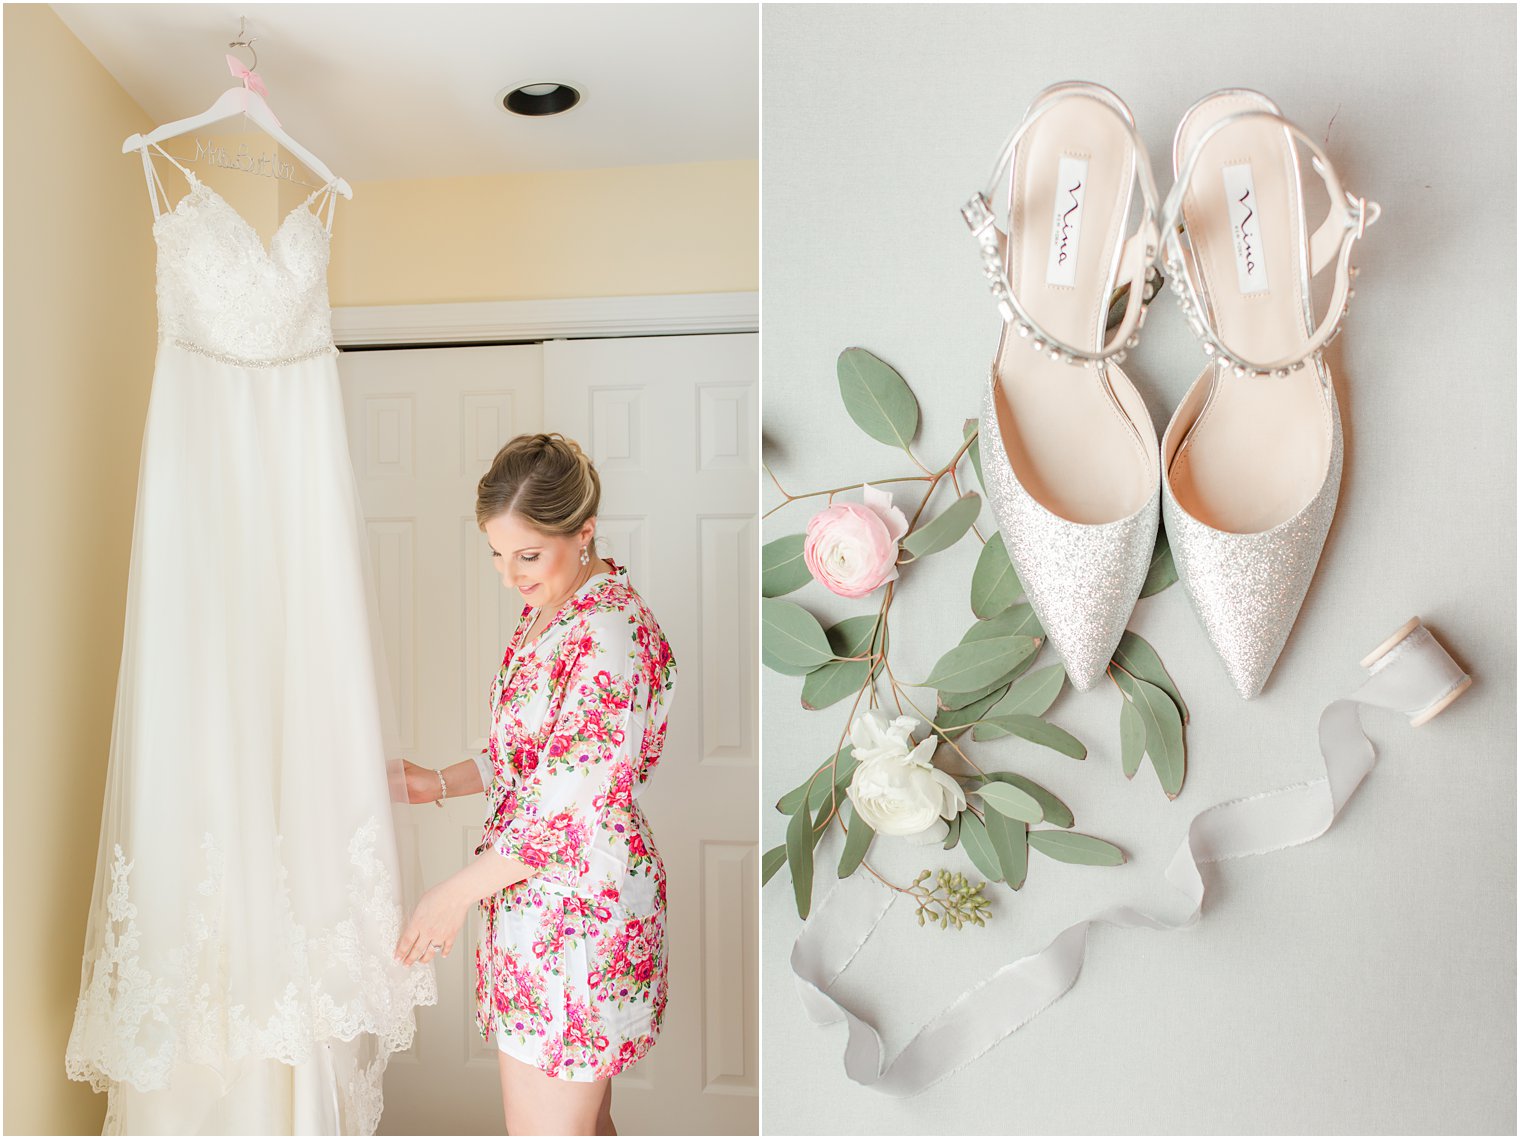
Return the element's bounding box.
[178,136,312,187]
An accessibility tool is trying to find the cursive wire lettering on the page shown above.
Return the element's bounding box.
[188,136,300,184]
[1056,181,1083,265]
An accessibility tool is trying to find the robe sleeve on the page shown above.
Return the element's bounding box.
[488,609,659,884]
[470,749,493,793]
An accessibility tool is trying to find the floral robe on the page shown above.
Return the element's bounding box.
[473,560,675,1081]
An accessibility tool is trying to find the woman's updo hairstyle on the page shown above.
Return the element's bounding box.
[476,432,601,537]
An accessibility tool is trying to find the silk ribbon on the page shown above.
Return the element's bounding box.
[226,55,282,128]
[789,617,1470,1096]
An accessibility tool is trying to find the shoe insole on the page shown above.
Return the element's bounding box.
[992,90,1153,526]
[1167,91,1333,535]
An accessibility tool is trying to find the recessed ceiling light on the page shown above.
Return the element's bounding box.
[499,82,581,117]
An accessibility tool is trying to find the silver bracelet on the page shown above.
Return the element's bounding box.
[434,766,448,808]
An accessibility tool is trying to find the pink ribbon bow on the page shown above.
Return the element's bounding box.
[225,54,268,97]
[225,55,279,126]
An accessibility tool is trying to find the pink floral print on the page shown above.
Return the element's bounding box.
[473,561,675,1081]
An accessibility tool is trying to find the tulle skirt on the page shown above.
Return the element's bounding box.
[64,341,436,1134]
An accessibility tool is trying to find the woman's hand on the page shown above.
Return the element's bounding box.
[394,880,470,966]
[400,759,442,805]
[393,852,538,967]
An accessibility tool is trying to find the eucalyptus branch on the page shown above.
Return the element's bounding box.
[767,347,1167,928]
[763,464,931,520]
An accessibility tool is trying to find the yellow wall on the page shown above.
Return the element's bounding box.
[2,5,156,1134]
[329,158,759,306]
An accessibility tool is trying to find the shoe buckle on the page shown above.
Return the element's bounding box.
[961,194,996,240]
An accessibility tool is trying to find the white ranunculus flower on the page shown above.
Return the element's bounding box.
[845,711,966,839]
[848,708,919,765]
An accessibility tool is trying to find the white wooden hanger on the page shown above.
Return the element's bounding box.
[121,36,352,199]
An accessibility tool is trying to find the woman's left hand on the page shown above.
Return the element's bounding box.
[394,881,469,966]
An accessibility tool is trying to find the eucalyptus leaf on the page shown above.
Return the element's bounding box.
[974,713,1087,759]
[1113,669,1186,798]
[959,812,1003,882]
[762,844,786,885]
[938,668,1018,711]
[837,347,919,451]
[832,752,859,793]
[786,799,814,919]
[971,532,1022,619]
[962,419,984,492]
[922,637,1037,694]
[775,750,847,814]
[982,771,1074,829]
[903,493,980,559]
[984,811,1029,890]
[1027,830,1126,866]
[808,773,843,815]
[1112,631,1188,722]
[761,533,811,597]
[934,682,1011,734]
[963,603,1041,642]
[987,664,1064,719]
[828,614,881,658]
[762,598,833,670]
[942,812,962,850]
[771,770,815,814]
[973,780,1044,823]
[761,642,821,677]
[1119,696,1146,779]
[837,806,874,877]
[1140,529,1179,597]
[801,659,871,711]
[936,617,1045,705]
[811,805,835,849]
[804,614,882,709]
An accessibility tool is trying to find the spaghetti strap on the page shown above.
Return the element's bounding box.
[299,179,340,233]
[138,146,170,219]
[312,182,340,234]
[146,140,195,181]
[137,142,195,220]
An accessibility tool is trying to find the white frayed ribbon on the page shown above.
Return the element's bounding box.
[790,618,1470,1096]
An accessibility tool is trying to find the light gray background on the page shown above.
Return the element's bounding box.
[759,4,1516,1134]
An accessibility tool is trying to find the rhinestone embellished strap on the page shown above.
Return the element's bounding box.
[962,86,1162,367]
[1159,109,1380,378]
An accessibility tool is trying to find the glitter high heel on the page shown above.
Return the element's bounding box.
[964,81,1163,690]
[1158,90,1379,697]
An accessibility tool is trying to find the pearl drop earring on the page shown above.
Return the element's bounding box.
[580,546,590,566]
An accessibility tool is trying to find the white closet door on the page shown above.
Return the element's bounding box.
[340,344,546,1135]
[544,334,759,1137]
[341,334,758,1136]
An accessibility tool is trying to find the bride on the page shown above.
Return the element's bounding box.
[394,433,677,1135]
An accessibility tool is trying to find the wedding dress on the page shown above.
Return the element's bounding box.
[63,142,436,1135]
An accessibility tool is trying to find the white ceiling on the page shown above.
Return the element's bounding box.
[54,3,759,180]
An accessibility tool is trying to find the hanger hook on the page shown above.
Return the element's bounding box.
[228,16,258,73]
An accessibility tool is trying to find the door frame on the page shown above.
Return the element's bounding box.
[332,291,759,346]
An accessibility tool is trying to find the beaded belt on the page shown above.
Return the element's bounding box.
[160,336,338,369]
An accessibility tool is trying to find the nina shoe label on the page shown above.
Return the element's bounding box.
[1223,163,1269,295]
[1045,156,1089,288]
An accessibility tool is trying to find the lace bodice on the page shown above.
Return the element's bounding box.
[141,147,338,367]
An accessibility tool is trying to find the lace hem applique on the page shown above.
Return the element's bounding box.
[64,815,437,1136]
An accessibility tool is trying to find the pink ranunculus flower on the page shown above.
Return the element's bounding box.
[802,484,909,598]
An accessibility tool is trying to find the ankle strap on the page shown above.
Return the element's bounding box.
[961,86,1162,367]
[1159,109,1380,378]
